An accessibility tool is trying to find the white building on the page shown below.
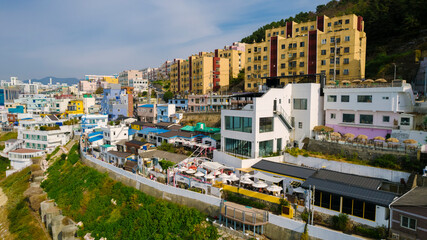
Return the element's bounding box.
[323,80,417,139]
[129,78,148,92]
[81,114,108,133]
[216,83,323,164]
[8,148,44,170]
[101,124,129,145]
[20,125,72,153]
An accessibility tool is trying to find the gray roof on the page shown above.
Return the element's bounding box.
[302,177,397,207]
[391,186,427,207]
[311,169,384,190]
[46,114,59,121]
[5,139,19,143]
[107,151,133,158]
[139,150,188,163]
[251,160,316,180]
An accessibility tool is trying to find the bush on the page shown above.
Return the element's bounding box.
[332,213,350,232]
[354,225,387,239]
[300,223,309,240]
[224,190,266,209]
[159,160,175,172]
[46,146,60,161]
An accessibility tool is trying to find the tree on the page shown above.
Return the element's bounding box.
[142,91,147,97]
[163,91,173,103]
[95,87,104,94]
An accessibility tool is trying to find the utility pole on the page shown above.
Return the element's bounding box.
[393,63,397,81]
[424,66,427,98]
[311,185,315,225]
[333,41,337,82]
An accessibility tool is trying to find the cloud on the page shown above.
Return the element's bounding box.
[0,0,330,80]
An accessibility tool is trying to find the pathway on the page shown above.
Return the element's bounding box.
[0,187,12,240]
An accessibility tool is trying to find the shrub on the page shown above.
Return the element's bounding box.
[224,190,266,210]
[300,223,309,240]
[301,209,310,222]
[46,146,60,161]
[332,213,350,232]
[354,225,387,239]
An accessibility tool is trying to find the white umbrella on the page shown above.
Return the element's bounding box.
[218,173,229,179]
[194,171,205,177]
[179,166,188,172]
[228,174,239,181]
[240,178,254,185]
[205,174,215,180]
[252,180,268,188]
[213,170,221,176]
[186,169,196,174]
[267,184,283,192]
[293,187,305,194]
[243,173,251,178]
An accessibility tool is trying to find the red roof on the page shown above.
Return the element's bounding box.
[9,148,43,154]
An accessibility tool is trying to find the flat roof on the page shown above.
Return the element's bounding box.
[10,148,43,154]
[251,160,316,180]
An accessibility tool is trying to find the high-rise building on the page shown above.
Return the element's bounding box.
[214,42,245,78]
[170,53,230,95]
[119,70,142,87]
[244,14,366,91]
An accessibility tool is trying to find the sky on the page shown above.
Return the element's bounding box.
[0,0,330,80]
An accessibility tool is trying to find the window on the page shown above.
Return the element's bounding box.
[247,66,251,71]
[281,44,286,49]
[330,47,335,54]
[294,98,307,110]
[345,36,350,41]
[293,43,297,48]
[330,37,335,43]
[330,113,336,119]
[264,47,268,51]
[281,63,286,69]
[330,58,334,64]
[298,122,303,128]
[383,116,390,122]
[300,42,305,47]
[327,95,337,102]
[321,60,326,65]
[300,52,304,57]
[357,95,372,103]
[225,116,252,133]
[401,117,410,126]
[327,22,331,27]
[263,56,267,61]
[344,58,349,64]
[259,140,273,157]
[225,138,252,157]
[401,216,417,230]
[263,65,267,70]
[321,50,326,55]
[277,138,282,152]
[247,57,251,62]
[345,19,350,24]
[296,28,299,32]
[343,114,355,123]
[344,47,350,53]
[341,95,350,102]
[343,69,349,75]
[321,39,327,44]
[299,62,304,67]
[280,30,284,35]
[281,54,286,59]
[360,114,373,124]
[382,96,389,100]
[321,192,331,209]
[259,117,273,133]
[248,49,251,53]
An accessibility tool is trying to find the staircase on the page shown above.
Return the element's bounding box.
[2,139,24,154]
[274,106,293,130]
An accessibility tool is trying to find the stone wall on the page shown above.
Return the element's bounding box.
[304,139,416,161]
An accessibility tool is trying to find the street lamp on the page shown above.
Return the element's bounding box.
[392,63,397,81]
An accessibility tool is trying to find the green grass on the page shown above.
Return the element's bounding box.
[0,156,10,180]
[0,167,47,240]
[41,144,218,240]
[46,146,60,161]
[0,132,18,142]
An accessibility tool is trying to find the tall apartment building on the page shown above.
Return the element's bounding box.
[119,70,142,86]
[170,54,230,95]
[215,43,245,78]
[244,14,366,91]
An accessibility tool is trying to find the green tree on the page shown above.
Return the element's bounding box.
[142,91,147,97]
[95,87,104,94]
[163,91,174,103]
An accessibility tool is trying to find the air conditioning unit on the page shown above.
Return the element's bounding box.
[391,233,399,239]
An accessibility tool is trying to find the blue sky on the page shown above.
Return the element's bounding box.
[0,0,329,80]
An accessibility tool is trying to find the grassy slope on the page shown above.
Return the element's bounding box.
[0,168,47,240]
[41,145,218,240]
[0,156,10,180]
[0,132,18,142]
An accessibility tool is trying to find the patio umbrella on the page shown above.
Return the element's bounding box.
[293,187,306,194]
[218,173,229,179]
[373,136,385,141]
[343,133,355,139]
[356,135,368,140]
[205,174,215,180]
[213,170,221,176]
[341,80,351,84]
[252,180,268,188]
[186,169,196,174]
[330,132,341,138]
[240,178,254,185]
[403,139,417,144]
[362,79,374,83]
[179,166,188,172]
[267,184,283,192]
[194,171,205,177]
[327,80,336,85]
[228,174,239,181]
[386,138,399,143]
[352,79,361,83]
[188,165,197,170]
[313,125,333,133]
[375,78,387,83]
[243,173,252,178]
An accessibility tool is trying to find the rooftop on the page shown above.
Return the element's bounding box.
[9,148,43,154]
[107,151,133,158]
[139,150,188,163]
[252,160,316,180]
[391,186,427,207]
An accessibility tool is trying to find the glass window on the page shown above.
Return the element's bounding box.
[401,216,417,230]
[330,113,336,119]
[225,138,252,157]
[383,116,390,122]
[225,116,252,133]
[321,60,326,65]
[341,95,350,102]
[343,114,355,123]
[401,117,410,126]
[321,192,331,209]
[298,122,303,128]
[344,58,349,64]
[300,42,305,47]
[281,54,286,59]
[327,95,337,102]
[364,202,376,221]
[353,199,364,217]
[342,197,352,214]
[321,50,326,55]
[331,194,340,211]
[259,140,273,157]
[357,95,372,103]
[314,191,321,206]
[277,138,282,152]
[294,98,307,110]
[321,39,327,44]
[344,47,350,53]
[360,114,373,124]
[281,44,286,49]
[259,117,273,133]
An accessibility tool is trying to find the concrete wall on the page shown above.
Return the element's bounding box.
[284,153,410,182]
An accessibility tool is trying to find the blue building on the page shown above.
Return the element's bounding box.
[100,84,129,120]
[81,114,108,133]
[156,104,176,123]
[168,99,188,111]
[8,105,25,114]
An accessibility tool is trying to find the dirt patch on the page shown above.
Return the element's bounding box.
[0,187,12,239]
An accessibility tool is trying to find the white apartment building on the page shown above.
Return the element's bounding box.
[323,80,417,139]
[119,70,142,86]
[216,83,323,164]
[101,124,129,145]
[20,126,73,153]
[129,78,148,92]
[81,114,108,133]
[8,148,44,170]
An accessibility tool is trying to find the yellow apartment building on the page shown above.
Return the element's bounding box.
[215,47,245,78]
[66,99,84,115]
[170,54,230,95]
[244,14,366,91]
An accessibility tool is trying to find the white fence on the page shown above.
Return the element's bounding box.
[269,214,363,240]
[284,154,410,182]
